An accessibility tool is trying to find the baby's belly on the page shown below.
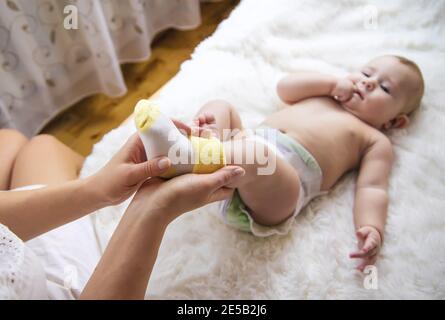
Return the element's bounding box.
[258,126,358,190]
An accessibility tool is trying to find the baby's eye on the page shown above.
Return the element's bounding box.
[362,72,370,77]
[380,84,390,94]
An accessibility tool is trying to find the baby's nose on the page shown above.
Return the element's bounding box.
[362,79,375,91]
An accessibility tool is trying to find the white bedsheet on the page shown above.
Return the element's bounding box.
[80,0,445,299]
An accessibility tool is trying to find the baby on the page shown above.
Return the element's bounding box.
[135,55,424,271]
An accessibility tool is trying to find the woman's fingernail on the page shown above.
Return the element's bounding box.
[158,158,171,170]
[233,168,245,176]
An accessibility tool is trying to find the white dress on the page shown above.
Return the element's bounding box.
[0,185,102,300]
[0,223,48,299]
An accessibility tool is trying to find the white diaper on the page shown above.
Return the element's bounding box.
[219,127,326,237]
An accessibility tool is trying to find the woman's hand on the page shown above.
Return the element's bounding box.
[89,117,228,207]
[82,131,244,299]
[128,166,245,226]
[90,133,172,206]
[82,164,244,300]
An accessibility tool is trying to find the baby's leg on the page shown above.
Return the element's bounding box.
[193,100,243,141]
[195,101,300,225]
[223,138,301,226]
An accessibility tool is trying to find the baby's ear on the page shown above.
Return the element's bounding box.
[382,114,410,130]
[393,114,410,129]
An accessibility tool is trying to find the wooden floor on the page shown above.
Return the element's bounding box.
[42,0,239,157]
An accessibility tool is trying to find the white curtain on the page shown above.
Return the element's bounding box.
[0,0,207,136]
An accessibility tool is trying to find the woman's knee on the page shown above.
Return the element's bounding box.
[10,134,84,188]
[0,129,29,189]
[0,129,29,147]
[19,134,59,159]
[17,134,84,170]
[28,133,59,147]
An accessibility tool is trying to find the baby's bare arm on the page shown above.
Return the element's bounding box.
[353,135,394,242]
[276,72,338,104]
[350,135,393,270]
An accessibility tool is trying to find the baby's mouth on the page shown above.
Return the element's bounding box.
[354,88,364,100]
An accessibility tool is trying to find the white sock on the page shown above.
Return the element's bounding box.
[134,99,226,178]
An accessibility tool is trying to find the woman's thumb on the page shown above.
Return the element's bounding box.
[130,157,171,182]
[206,166,245,192]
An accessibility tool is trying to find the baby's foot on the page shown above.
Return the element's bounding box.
[193,113,220,139]
[134,100,226,178]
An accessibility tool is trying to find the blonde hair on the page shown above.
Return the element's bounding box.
[391,55,425,115]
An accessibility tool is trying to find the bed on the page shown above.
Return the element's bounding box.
[80,0,445,299]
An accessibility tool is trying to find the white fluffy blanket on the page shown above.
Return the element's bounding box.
[80,0,445,299]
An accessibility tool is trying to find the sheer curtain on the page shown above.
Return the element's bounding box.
[0,0,209,136]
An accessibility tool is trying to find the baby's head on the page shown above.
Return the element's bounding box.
[343,55,424,130]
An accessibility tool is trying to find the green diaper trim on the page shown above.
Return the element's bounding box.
[225,126,322,234]
[226,191,251,232]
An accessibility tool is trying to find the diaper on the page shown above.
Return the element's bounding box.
[219,126,325,237]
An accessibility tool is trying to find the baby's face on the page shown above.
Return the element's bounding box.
[342,56,419,129]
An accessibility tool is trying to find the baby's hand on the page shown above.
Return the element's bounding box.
[192,113,218,139]
[349,226,382,272]
[331,78,356,102]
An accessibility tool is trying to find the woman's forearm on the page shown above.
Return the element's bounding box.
[80,206,167,300]
[80,164,245,299]
[0,176,106,241]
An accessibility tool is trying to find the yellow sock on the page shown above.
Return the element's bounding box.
[134,99,226,178]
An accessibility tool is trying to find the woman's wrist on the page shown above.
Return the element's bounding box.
[124,194,173,229]
[82,175,112,209]
[81,197,169,300]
